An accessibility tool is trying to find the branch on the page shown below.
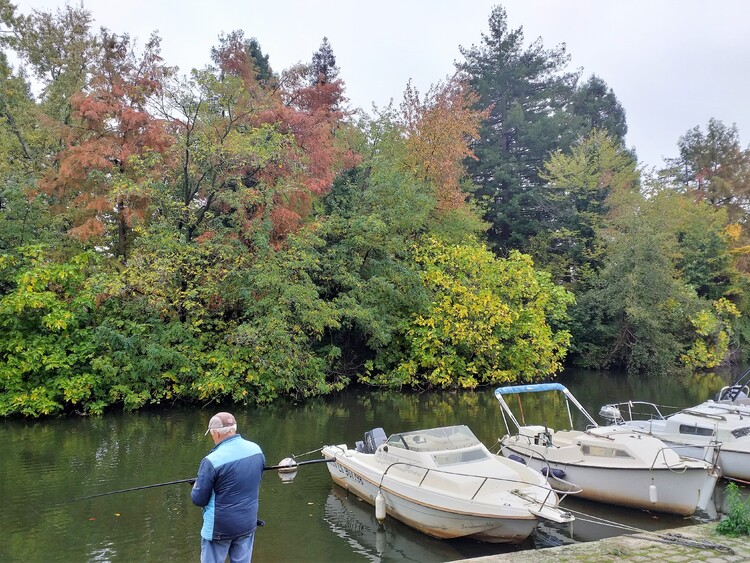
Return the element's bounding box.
[0,93,32,160]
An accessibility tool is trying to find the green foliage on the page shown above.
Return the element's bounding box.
[363,237,574,389]
[680,299,739,369]
[209,231,346,401]
[717,482,750,537]
[0,246,100,416]
[5,2,750,418]
[535,129,639,286]
[570,189,742,373]
[569,75,628,141]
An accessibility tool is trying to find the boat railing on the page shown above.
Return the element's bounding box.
[680,409,727,422]
[503,434,718,476]
[494,440,583,494]
[648,444,721,473]
[599,401,668,424]
[704,402,750,416]
[377,460,577,512]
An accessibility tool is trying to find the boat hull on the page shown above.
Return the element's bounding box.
[715,446,750,482]
[500,440,718,516]
[324,453,540,544]
[617,409,750,482]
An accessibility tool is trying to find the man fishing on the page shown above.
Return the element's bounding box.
[192,412,265,563]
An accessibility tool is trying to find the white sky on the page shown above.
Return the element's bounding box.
[8,0,750,170]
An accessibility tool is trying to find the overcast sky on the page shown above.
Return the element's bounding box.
[9,0,750,170]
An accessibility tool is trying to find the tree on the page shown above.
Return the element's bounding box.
[246,38,273,82]
[0,246,100,416]
[663,118,750,224]
[157,32,357,249]
[400,76,488,216]
[0,51,33,162]
[39,31,173,260]
[569,75,628,142]
[0,52,58,251]
[571,190,740,373]
[210,31,274,84]
[458,7,631,252]
[458,5,579,249]
[532,130,639,286]
[0,1,100,127]
[310,36,338,85]
[365,237,574,389]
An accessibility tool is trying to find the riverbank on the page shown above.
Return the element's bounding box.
[451,524,748,562]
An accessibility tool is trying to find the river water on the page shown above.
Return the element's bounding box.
[0,369,740,562]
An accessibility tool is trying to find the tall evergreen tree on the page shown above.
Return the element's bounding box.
[310,36,338,85]
[246,38,272,82]
[457,6,579,250]
[570,75,628,143]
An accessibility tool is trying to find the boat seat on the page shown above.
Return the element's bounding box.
[406,434,431,451]
[518,425,553,446]
[518,425,548,438]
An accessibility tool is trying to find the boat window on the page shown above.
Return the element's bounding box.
[732,427,750,439]
[580,445,633,458]
[679,425,714,436]
[389,425,481,452]
[431,447,489,466]
[386,434,409,450]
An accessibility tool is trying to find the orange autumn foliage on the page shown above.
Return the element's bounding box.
[400,76,488,213]
[41,32,173,254]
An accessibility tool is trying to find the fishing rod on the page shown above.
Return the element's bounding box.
[75,458,334,501]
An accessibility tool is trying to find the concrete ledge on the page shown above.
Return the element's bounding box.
[450,524,750,562]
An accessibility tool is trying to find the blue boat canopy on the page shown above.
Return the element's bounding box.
[494,383,568,395]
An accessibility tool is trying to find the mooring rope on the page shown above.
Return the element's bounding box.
[630,532,735,554]
[290,446,325,458]
[562,506,734,554]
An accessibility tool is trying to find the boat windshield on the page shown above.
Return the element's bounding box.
[385,425,482,453]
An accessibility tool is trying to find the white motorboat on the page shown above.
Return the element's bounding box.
[600,370,750,482]
[495,383,720,516]
[321,424,574,544]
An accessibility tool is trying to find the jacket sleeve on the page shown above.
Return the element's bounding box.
[191,457,216,507]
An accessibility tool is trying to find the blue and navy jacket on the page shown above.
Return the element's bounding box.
[191,434,265,541]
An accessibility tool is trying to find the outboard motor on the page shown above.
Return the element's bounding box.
[363,427,387,454]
